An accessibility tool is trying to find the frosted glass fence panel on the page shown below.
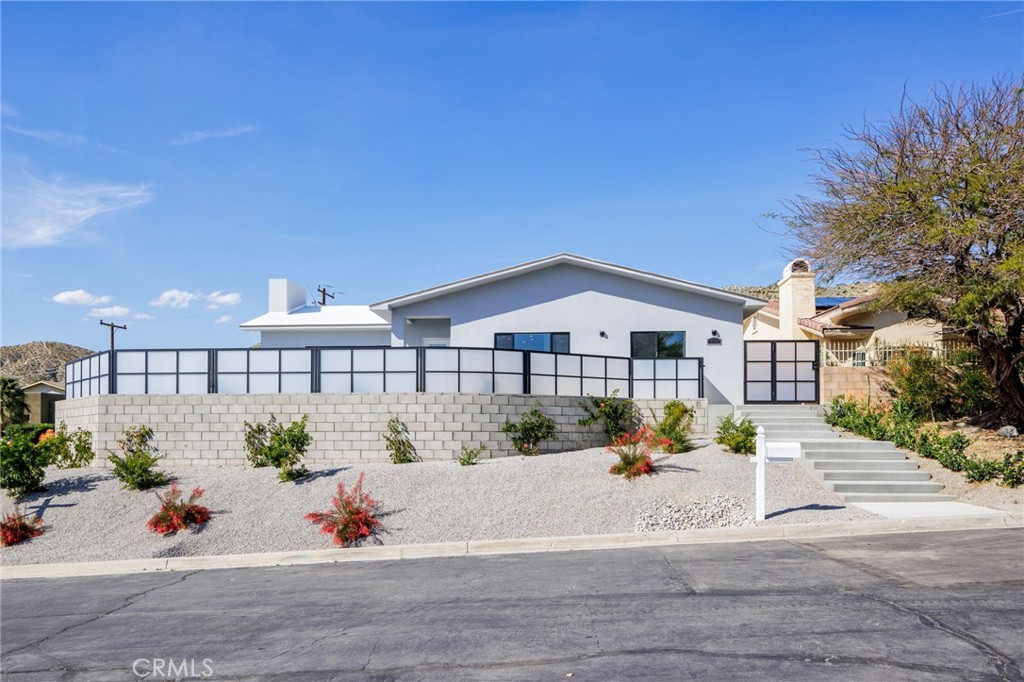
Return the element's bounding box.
[66,352,111,398]
[422,348,525,394]
[630,358,703,400]
[116,350,211,395]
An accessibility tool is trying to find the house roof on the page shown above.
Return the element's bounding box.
[240,305,390,332]
[370,253,766,314]
[21,381,65,394]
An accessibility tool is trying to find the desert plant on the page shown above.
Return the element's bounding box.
[383,414,419,464]
[146,484,211,535]
[0,431,49,498]
[456,444,485,466]
[0,509,44,546]
[999,451,1024,488]
[578,391,643,443]
[108,425,169,490]
[243,414,312,481]
[37,422,95,469]
[607,427,668,480]
[305,472,379,546]
[714,414,757,455]
[502,403,557,456]
[650,400,697,453]
[0,376,29,432]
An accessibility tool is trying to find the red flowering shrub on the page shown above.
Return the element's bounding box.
[607,427,669,480]
[1,511,44,546]
[306,473,379,547]
[147,484,211,535]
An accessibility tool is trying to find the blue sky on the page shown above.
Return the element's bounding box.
[2,2,1021,351]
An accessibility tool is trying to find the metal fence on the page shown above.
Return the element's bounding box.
[820,340,974,367]
[66,346,704,400]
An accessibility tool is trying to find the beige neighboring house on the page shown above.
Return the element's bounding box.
[22,381,65,424]
[744,259,959,367]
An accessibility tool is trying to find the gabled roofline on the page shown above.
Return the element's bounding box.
[370,253,766,313]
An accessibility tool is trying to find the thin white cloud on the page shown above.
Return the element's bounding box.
[2,103,19,118]
[2,161,152,249]
[134,313,155,320]
[149,289,202,309]
[171,124,259,146]
[206,291,241,309]
[215,315,233,324]
[88,305,130,318]
[6,125,89,146]
[52,289,112,306]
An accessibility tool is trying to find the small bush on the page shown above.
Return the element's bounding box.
[38,422,95,469]
[963,457,1003,483]
[146,484,211,535]
[502,403,557,456]
[578,391,643,443]
[0,510,44,546]
[306,472,379,546]
[383,414,419,464]
[456,444,485,466]
[714,415,757,455]
[1000,451,1024,488]
[884,348,1000,421]
[1,423,53,443]
[243,414,312,481]
[0,432,49,498]
[650,400,696,453]
[607,427,668,480]
[109,425,169,490]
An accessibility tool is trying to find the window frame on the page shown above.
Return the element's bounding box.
[494,332,571,354]
[630,331,687,359]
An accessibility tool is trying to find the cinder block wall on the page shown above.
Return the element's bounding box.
[820,367,891,405]
[56,394,708,466]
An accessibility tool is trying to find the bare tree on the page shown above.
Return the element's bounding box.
[779,75,1024,425]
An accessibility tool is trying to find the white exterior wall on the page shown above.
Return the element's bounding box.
[388,264,746,404]
[259,329,391,348]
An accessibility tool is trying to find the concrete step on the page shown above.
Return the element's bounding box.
[740,409,824,418]
[820,470,932,482]
[749,416,830,424]
[758,423,834,432]
[830,481,945,494]
[839,492,958,503]
[811,459,919,471]
[760,430,840,440]
[803,450,908,461]
[802,439,897,451]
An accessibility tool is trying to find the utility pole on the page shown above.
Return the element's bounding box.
[316,285,335,306]
[99,320,127,352]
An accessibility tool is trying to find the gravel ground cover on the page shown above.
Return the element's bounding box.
[4,440,879,566]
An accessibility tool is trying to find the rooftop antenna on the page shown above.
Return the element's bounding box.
[316,285,335,306]
[99,320,127,352]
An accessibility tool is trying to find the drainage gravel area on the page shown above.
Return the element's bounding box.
[2,440,876,566]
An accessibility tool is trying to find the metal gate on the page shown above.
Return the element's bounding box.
[744,340,819,404]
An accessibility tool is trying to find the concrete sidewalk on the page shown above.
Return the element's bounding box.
[852,501,1016,519]
[3,509,1021,580]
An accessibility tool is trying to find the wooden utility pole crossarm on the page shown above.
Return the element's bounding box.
[99,320,127,352]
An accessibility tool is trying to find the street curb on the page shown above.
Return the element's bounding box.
[3,513,1021,580]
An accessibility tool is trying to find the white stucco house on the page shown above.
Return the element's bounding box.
[240,254,765,404]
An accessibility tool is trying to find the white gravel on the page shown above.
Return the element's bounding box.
[1,440,876,566]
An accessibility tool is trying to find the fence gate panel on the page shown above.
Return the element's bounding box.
[744,341,819,404]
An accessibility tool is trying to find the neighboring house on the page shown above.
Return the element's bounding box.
[743,259,955,365]
[22,381,65,423]
[241,253,765,404]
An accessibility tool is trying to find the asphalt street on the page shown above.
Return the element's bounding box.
[2,528,1022,681]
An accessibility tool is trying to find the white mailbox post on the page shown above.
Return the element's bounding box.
[750,425,801,522]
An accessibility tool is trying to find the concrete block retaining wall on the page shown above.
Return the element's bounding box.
[820,367,891,405]
[56,394,708,466]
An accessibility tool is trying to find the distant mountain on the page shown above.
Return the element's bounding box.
[0,342,94,386]
[724,281,879,301]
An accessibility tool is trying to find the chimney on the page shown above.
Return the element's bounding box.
[268,279,307,313]
[777,259,816,337]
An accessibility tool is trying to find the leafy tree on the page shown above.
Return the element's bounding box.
[779,75,1024,426]
[0,377,29,432]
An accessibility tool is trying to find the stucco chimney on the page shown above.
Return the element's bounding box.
[777,259,816,337]
[268,279,307,313]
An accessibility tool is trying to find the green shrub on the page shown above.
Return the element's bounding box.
[502,403,557,456]
[963,457,1003,483]
[38,422,95,469]
[0,431,49,498]
[2,423,54,443]
[999,451,1024,488]
[243,414,312,481]
[648,400,697,453]
[884,348,1000,421]
[108,425,169,490]
[714,414,756,455]
[383,414,419,464]
[456,444,486,466]
[578,391,642,443]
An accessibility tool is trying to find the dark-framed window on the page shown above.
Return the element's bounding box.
[630,331,686,359]
[495,332,570,354]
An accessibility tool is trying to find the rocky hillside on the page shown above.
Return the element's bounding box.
[725,281,879,301]
[0,342,94,386]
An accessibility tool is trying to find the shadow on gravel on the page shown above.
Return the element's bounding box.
[295,467,351,485]
[33,473,112,498]
[766,504,845,519]
[655,463,700,474]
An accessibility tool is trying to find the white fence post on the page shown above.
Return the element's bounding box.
[755,425,766,522]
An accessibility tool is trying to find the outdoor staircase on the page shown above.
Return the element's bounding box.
[735,405,954,503]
